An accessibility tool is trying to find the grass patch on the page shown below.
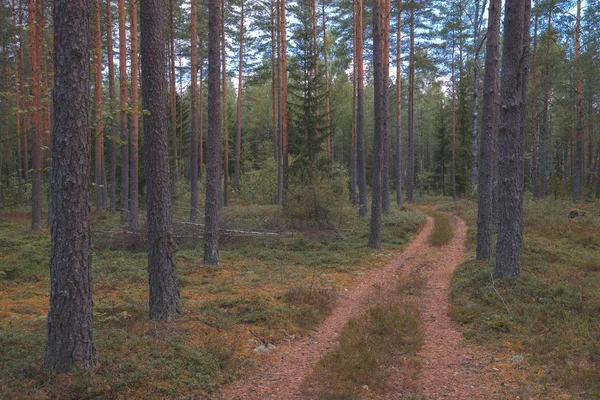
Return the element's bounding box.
[449,198,600,398]
[307,271,425,399]
[428,211,454,247]
[0,199,425,399]
[283,284,337,329]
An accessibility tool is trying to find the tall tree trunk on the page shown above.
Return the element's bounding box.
[540,9,551,198]
[518,0,531,239]
[94,0,105,212]
[573,0,583,202]
[190,0,199,221]
[369,0,384,249]
[204,0,221,265]
[530,0,539,199]
[107,0,117,213]
[199,43,205,181]
[356,0,367,216]
[234,0,244,197]
[587,98,595,199]
[381,0,390,213]
[349,0,357,204]
[322,0,331,157]
[395,0,402,205]
[19,0,29,186]
[276,0,283,204]
[221,0,229,207]
[169,0,178,197]
[118,0,129,224]
[494,0,530,278]
[129,0,140,226]
[280,0,289,203]
[406,2,415,201]
[451,28,456,202]
[476,0,500,260]
[470,0,484,198]
[11,0,23,202]
[45,0,94,371]
[140,0,180,319]
[29,0,43,230]
[271,0,277,160]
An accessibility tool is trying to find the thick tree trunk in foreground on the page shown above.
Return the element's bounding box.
[476,0,500,261]
[45,0,94,372]
[190,0,199,221]
[494,0,530,278]
[129,0,140,227]
[140,0,180,319]
[356,0,367,216]
[118,0,129,224]
[204,0,221,265]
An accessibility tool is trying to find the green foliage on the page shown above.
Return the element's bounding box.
[285,160,352,231]
[239,156,278,205]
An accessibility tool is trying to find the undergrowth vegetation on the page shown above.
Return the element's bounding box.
[428,210,454,247]
[306,270,425,399]
[450,198,600,398]
[0,191,425,399]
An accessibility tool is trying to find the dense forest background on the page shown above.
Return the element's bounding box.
[0,0,598,215]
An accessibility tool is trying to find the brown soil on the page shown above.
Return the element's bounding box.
[413,216,510,399]
[218,213,516,400]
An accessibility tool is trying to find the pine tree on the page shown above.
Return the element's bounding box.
[45,0,94,372]
[204,0,222,265]
[129,0,140,227]
[140,0,180,319]
[476,0,500,261]
[118,0,129,224]
[494,0,530,278]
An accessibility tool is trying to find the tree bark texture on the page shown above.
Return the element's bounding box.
[356,0,367,216]
[369,0,385,249]
[140,0,180,319]
[118,0,129,224]
[494,0,529,278]
[204,0,222,265]
[45,0,95,372]
[476,0,500,260]
[129,0,140,227]
[190,0,199,221]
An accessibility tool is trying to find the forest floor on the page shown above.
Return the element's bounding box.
[218,207,541,399]
[1,195,598,399]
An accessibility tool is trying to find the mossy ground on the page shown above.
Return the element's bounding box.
[448,197,600,399]
[0,193,424,399]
